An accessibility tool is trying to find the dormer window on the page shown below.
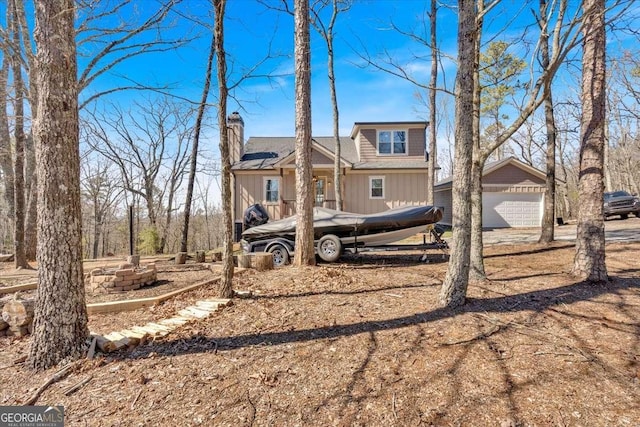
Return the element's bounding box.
[377,130,407,155]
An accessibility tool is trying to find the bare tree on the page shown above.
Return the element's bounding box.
[0,54,14,222]
[76,0,191,109]
[7,0,29,269]
[538,0,559,244]
[469,0,487,281]
[439,0,476,308]
[85,97,192,253]
[468,0,601,281]
[214,0,234,298]
[28,0,88,370]
[14,0,38,261]
[181,28,215,253]
[607,57,640,193]
[352,3,452,202]
[81,162,123,258]
[293,0,315,266]
[427,0,438,205]
[310,0,350,211]
[572,0,607,281]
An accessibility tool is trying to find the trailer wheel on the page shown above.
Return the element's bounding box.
[268,243,290,267]
[317,234,342,263]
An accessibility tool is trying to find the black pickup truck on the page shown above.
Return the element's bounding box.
[604,190,640,219]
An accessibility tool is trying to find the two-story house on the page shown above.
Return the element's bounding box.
[228,112,432,227]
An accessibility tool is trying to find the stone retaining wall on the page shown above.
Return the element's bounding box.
[88,263,157,294]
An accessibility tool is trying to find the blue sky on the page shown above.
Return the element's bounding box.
[4,0,638,150]
[80,0,463,141]
[79,0,638,148]
[4,0,637,205]
[76,0,639,145]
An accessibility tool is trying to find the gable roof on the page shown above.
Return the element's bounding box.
[231,136,357,171]
[434,156,546,188]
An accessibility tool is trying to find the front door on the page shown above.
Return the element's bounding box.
[314,177,326,206]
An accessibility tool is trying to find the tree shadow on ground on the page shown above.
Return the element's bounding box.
[108,275,639,425]
[247,281,440,301]
[483,243,574,258]
[116,276,638,361]
[337,252,449,268]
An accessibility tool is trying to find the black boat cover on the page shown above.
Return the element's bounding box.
[241,204,443,242]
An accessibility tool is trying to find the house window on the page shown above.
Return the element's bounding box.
[377,130,407,155]
[264,177,280,204]
[369,176,385,199]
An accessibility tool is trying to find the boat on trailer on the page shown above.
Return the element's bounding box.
[240,204,445,266]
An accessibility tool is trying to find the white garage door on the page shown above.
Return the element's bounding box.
[482,192,543,228]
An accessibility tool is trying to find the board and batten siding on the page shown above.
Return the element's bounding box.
[484,164,545,185]
[311,150,334,165]
[434,188,453,225]
[234,172,282,220]
[343,171,428,214]
[357,128,426,162]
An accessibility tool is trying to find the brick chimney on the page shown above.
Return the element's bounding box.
[227,112,244,164]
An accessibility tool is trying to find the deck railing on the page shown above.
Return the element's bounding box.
[282,199,336,217]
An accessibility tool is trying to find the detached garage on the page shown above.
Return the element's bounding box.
[434,157,546,228]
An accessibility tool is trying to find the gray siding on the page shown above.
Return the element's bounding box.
[434,188,452,225]
[311,149,334,165]
[407,128,425,157]
[357,127,426,163]
[343,171,428,214]
[234,173,282,221]
[358,129,377,162]
[484,164,545,185]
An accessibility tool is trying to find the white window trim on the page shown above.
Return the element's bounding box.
[369,176,385,199]
[376,129,409,156]
[263,176,280,205]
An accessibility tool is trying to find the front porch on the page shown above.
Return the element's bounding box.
[281,199,338,218]
[279,168,341,218]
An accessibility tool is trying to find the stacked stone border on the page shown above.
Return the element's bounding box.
[91,298,232,353]
[88,263,157,294]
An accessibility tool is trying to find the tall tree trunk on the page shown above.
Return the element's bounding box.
[539,0,557,244]
[181,30,215,253]
[557,136,572,219]
[9,0,29,269]
[92,202,101,259]
[0,57,14,221]
[469,0,485,281]
[572,0,607,281]
[293,0,315,266]
[439,0,476,308]
[214,0,234,298]
[603,115,612,191]
[24,136,38,260]
[310,1,349,211]
[469,153,486,280]
[427,0,438,205]
[328,30,343,212]
[16,0,39,261]
[28,0,88,371]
